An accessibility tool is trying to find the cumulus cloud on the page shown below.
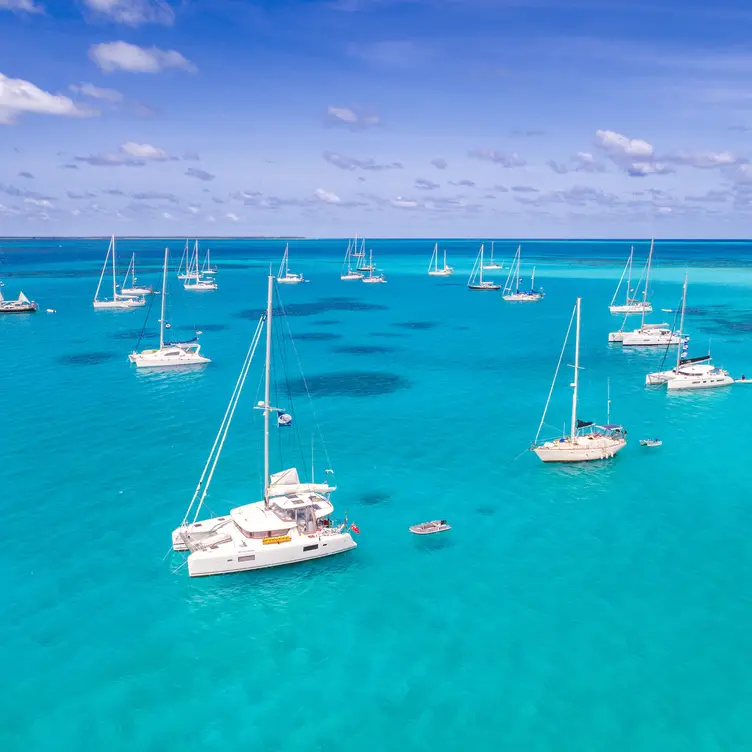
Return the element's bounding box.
[322,150,402,171]
[326,106,380,131]
[24,197,52,208]
[468,148,526,167]
[81,0,175,26]
[0,73,95,125]
[89,41,196,73]
[667,150,739,169]
[514,184,619,208]
[415,178,439,190]
[69,82,123,103]
[62,164,79,169]
[102,188,124,195]
[390,196,420,209]
[76,141,173,166]
[594,129,672,177]
[314,188,342,204]
[185,167,215,181]
[547,152,605,175]
[0,1,43,13]
[431,158,447,170]
[225,212,240,222]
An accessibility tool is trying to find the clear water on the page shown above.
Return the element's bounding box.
[2,238,752,751]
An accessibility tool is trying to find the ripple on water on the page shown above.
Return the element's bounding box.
[287,371,411,397]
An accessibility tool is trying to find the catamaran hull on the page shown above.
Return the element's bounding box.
[610,303,652,314]
[121,287,153,296]
[503,293,543,302]
[340,274,363,280]
[533,441,626,463]
[277,277,305,285]
[483,264,503,270]
[93,299,146,310]
[667,375,734,391]
[129,352,210,368]
[185,532,357,577]
[428,270,453,277]
[622,333,681,347]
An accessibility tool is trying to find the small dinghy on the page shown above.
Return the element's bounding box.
[409,519,451,535]
[640,439,662,448]
[735,377,752,384]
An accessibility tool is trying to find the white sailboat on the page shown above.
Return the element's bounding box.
[0,289,38,314]
[184,240,218,291]
[361,249,386,283]
[502,245,543,302]
[467,244,500,290]
[483,240,503,270]
[646,275,733,390]
[532,298,626,463]
[93,235,146,310]
[428,243,453,277]
[120,253,153,297]
[356,239,375,272]
[129,249,211,368]
[277,243,306,284]
[609,246,651,314]
[176,240,191,280]
[170,272,358,577]
[351,233,365,258]
[340,239,364,280]
[201,247,217,276]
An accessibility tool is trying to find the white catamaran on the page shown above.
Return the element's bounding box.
[483,240,503,270]
[120,253,153,297]
[503,245,543,302]
[184,240,218,291]
[170,273,358,577]
[93,235,146,310]
[277,243,307,284]
[129,248,211,368]
[645,274,733,391]
[468,244,500,290]
[532,297,627,463]
[428,243,453,277]
[609,246,651,314]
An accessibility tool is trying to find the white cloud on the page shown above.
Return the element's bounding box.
[323,150,402,171]
[390,196,420,209]
[121,141,168,159]
[82,0,174,26]
[468,148,526,167]
[667,150,739,169]
[89,41,196,73]
[24,197,52,207]
[0,73,94,124]
[76,141,173,166]
[69,82,123,103]
[326,105,380,130]
[225,212,240,222]
[162,211,173,219]
[415,178,439,190]
[314,188,342,204]
[595,130,654,158]
[0,0,43,13]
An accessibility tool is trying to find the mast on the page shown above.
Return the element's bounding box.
[676,273,688,371]
[641,238,654,328]
[443,248,447,271]
[429,243,437,272]
[94,236,111,302]
[111,234,117,299]
[159,248,168,349]
[515,246,521,293]
[531,266,536,292]
[490,240,495,264]
[607,377,611,424]
[263,272,273,507]
[625,246,633,304]
[479,244,484,285]
[571,297,581,441]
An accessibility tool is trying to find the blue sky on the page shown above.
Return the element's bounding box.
[2,0,752,237]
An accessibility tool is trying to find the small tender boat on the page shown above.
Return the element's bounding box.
[409,519,451,535]
[640,439,662,447]
[735,377,752,384]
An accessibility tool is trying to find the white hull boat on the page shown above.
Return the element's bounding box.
[277,243,307,284]
[610,302,652,314]
[120,253,153,296]
[667,364,734,391]
[468,243,500,290]
[609,245,651,314]
[534,434,626,462]
[184,241,218,291]
[360,249,386,283]
[428,243,453,276]
[0,290,38,314]
[93,235,146,310]
[502,245,543,301]
[341,238,364,280]
[171,274,358,577]
[622,327,681,347]
[483,241,503,270]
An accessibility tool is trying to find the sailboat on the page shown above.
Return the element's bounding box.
[609,246,651,314]
[184,240,218,291]
[120,253,153,296]
[93,236,146,310]
[428,243,453,277]
[502,245,543,301]
[467,244,500,290]
[340,239,364,280]
[201,247,218,276]
[351,233,365,258]
[532,298,626,463]
[645,274,733,390]
[277,243,307,284]
[129,249,211,368]
[170,272,359,577]
[356,240,375,272]
[483,240,503,270]
[0,289,38,314]
[361,249,386,283]
[176,240,191,280]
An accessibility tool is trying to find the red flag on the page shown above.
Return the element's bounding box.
[350,523,360,535]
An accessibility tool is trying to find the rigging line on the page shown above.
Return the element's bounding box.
[134,283,157,350]
[534,302,577,445]
[181,315,264,526]
[193,317,265,523]
[658,295,683,370]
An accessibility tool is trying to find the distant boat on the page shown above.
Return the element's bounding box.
[502,245,543,302]
[409,520,451,535]
[483,240,503,270]
[120,253,153,297]
[277,243,306,285]
[356,239,375,272]
[467,244,500,290]
[129,248,210,368]
[640,439,662,447]
[0,289,38,314]
[361,249,386,284]
[176,240,191,280]
[609,246,652,314]
[340,239,364,280]
[532,297,627,463]
[184,240,218,291]
[201,247,217,276]
[93,235,146,310]
[428,243,453,277]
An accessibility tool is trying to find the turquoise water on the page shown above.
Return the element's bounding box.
[2,238,752,751]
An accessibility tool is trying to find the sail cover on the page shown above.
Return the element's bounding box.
[267,467,333,497]
[679,354,710,366]
[576,419,594,428]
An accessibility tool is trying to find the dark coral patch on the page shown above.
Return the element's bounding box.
[60,352,119,366]
[287,371,410,397]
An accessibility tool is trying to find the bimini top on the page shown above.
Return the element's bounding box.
[266,467,335,499]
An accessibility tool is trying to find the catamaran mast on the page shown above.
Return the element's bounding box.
[571,297,581,441]
[641,239,654,328]
[160,248,168,349]
[625,246,633,305]
[263,272,273,507]
[111,234,117,299]
[676,273,688,371]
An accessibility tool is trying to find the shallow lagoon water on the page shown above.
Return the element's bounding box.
[2,238,752,751]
